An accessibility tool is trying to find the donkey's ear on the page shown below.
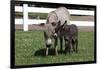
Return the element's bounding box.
[58,21,61,25]
[64,20,67,24]
[58,20,60,23]
[62,21,67,29]
[46,19,49,23]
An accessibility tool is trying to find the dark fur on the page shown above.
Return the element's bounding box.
[54,21,78,53]
[54,21,67,53]
[63,24,78,53]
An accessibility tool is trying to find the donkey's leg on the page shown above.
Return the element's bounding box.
[72,39,75,52]
[65,41,68,54]
[54,38,58,55]
[68,39,74,54]
[60,37,63,53]
[46,47,49,56]
[68,41,71,53]
[55,46,58,55]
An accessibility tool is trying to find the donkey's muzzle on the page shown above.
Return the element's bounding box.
[46,38,52,45]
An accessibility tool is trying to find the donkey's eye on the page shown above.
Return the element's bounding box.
[51,22,56,26]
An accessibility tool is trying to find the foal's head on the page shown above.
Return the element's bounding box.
[54,20,67,37]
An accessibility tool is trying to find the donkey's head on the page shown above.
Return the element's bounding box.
[53,20,67,37]
[44,23,56,46]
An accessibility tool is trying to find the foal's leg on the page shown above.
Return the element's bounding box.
[65,40,69,54]
[54,38,58,55]
[69,40,72,53]
[75,39,78,53]
[72,39,75,52]
[60,37,63,53]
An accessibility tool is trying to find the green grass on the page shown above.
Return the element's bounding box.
[15,30,95,66]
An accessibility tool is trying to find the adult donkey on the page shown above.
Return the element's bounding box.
[46,7,70,53]
[44,23,58,56]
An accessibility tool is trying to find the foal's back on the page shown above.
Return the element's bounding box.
[64,24,78,39]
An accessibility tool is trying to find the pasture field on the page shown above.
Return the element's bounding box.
[15,30,95,66]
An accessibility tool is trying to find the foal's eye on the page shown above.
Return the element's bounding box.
[51,22,56,26]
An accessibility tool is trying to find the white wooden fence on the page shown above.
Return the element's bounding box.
[15,4,94,31]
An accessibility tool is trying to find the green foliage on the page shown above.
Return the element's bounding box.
[15,31,94,65]
[15,12,48,19]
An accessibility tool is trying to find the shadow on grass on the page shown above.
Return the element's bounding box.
[34,48,65,57]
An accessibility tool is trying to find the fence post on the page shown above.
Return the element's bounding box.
[23,4,28,31]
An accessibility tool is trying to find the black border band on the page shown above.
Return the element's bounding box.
[10,0,96,68]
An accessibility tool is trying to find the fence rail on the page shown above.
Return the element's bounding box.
[15,6,94,15]
[15,19,94,26]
